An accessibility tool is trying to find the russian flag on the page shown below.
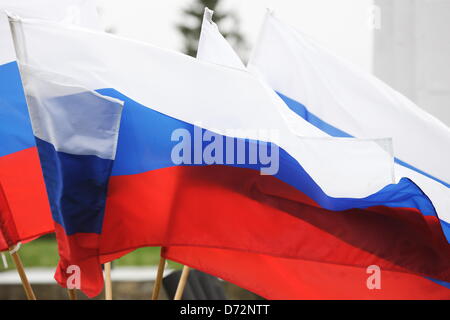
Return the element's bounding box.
[12,16,450,298]
[20,65,124,296]
[168,8,450,299]
[247,12,450,242]
[0,1,100,251]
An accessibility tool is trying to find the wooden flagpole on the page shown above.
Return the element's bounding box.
[9,244,36,300]
[104,262,113,300]
[151,248,166,300]
[67,289,77,300]
[1,252,8,268]
[174,266,190,300]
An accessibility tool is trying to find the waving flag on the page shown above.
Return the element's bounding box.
[0,1,100,251]
[248,12,450,241]
[197,8,245,70]
[164,8,450,299]
[20,65,124,296]
[10,16,450,298]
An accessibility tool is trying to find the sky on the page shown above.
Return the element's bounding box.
[96,0,374,72]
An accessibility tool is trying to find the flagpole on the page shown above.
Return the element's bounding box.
[1,252,8,268]
[104,262,113,300]
[67,289,77,300]
[9,244,36,300]
[151,248,166,300]
[174,266,190,300]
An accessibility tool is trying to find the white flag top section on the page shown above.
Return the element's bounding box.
[197,8,245,70]
[21,66,123,160]
[10,17,395,198]
[248,13,450,186]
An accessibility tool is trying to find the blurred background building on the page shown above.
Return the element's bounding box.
[374,0,450,125]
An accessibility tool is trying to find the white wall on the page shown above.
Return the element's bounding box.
[374,0,450,126]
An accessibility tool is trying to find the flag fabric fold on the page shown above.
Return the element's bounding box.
[10,16,450,299]
[197,7,245,70]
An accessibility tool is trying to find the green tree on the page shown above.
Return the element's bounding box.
[177,0,247,58]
